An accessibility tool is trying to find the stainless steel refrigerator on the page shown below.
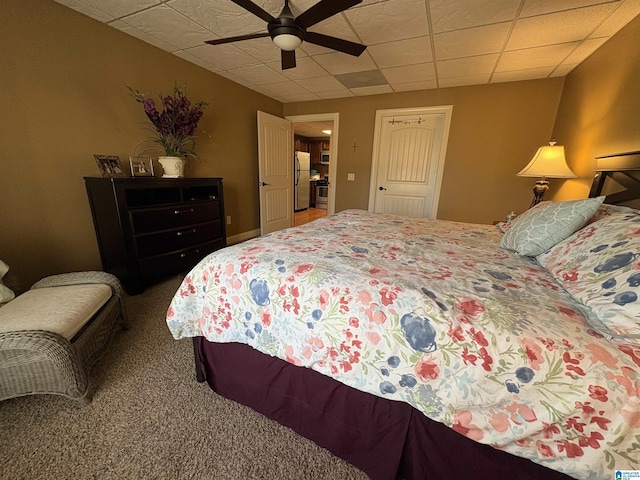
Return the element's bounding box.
[294,151,310,211]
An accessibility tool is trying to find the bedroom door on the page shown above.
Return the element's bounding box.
[368,106,452,218]
[257,111,293,235]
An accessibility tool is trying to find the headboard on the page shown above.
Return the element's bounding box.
[589,150,640,205]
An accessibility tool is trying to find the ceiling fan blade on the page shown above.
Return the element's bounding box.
[281,49,296,70]
[296,0,362,29]
[230,0,276,23]
[304,31,366,56]
[205,32,270,46]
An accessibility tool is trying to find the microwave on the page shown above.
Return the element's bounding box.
[320,151,330,164]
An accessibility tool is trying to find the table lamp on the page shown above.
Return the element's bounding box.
[517,141,576,208]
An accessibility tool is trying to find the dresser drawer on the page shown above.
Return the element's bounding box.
[134,219,222,258]
[129,201,220,234]
[138,239,224,280]
[85,177,225,294]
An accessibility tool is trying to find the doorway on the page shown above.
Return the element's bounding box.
[286,113,339,226]
[368,106,452,218]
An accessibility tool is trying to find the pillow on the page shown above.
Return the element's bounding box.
[0,260,15,305]
[499,196,605,256]
[537,209,640,343]
[586,203,634,226]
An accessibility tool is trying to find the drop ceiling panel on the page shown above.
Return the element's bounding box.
[168,0,266,38]
[225,64,290,86]
[591,0,640,36]
[492,66,556,83]
[306,13,363,44]
[564,37,610,63]
[351,84,394,96]
[278,92,320,102]
[382,63,436,84]
[53,0,640,102]
[367,36,433,69]
[235,38,293,64]
[120,5,212,50]
[434,23,512,60]
[111,20,178,52]
[289,74,344,91]
[392,79,439,91]
[430,0,522,33]
[346,0,430,45]
[173,49,221,72]
[252,80,310,98]
[315,89,354,99]
[72,0,160,19]
[185,43,262,70]
[439,74,491,88]
[507,3,619,50]
[313,51,378,75]
[497,42,581,71]
[59,0,114,22]
[520,0,619,18]
[437,54,500,79]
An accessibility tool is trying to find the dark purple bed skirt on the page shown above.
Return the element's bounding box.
[194,338,574,480]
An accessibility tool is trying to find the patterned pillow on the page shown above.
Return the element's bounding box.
[586,203,634,226]
[537,210,640,343]
[499,197,605,256]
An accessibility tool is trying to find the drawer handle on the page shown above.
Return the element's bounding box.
[180,249,200,258]
[174,208,195,215]
[176,228,197,236]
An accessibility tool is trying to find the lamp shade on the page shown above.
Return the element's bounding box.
[517,142,576,178]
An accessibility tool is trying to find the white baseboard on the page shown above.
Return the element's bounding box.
[226,228,261,246]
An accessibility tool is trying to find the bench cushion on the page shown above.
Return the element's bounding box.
[0,284,112,339]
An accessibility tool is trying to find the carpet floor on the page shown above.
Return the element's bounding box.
[0,276,367,480]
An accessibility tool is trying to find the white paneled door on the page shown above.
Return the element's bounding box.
[369,107,452,218]
[257,111,293,235]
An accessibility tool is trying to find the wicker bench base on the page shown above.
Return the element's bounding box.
[0,272,127,404]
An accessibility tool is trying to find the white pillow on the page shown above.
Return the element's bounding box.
[499,196,605,256]
[0,260,15,305]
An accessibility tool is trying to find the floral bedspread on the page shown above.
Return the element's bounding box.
[166,209,640,480]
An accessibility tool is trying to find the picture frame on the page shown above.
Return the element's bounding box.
[129,156,154,177]
[94,154,126,177]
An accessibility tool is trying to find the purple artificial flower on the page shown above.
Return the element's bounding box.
[128,83,208,159]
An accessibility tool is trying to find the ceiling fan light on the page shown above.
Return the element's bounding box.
[273,34,302,51]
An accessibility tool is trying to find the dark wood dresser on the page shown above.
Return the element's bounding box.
[84,177,226,294]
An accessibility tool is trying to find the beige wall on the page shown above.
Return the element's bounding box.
[551,13,640,201]
[285,78,565,223]
[5,1,635,291]
[0,0,281,290]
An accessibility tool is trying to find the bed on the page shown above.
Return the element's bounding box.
[166,165,640,480]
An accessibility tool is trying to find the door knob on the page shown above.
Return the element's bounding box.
[259,181,270,186]
[378,186,387,191]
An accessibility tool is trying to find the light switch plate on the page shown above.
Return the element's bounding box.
[347,173,355,181]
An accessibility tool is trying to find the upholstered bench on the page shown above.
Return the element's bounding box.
[0,271,127,404]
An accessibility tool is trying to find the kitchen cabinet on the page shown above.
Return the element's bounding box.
[294,135,308,152]
[309,141,321,165]
[84,176,226,294]
[296,137,330,165]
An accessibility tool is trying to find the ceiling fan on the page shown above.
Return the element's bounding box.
[205,0,367,70]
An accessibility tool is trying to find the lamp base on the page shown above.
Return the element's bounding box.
[529,179,549,209]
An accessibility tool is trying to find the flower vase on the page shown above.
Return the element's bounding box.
[157,156,185,178]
